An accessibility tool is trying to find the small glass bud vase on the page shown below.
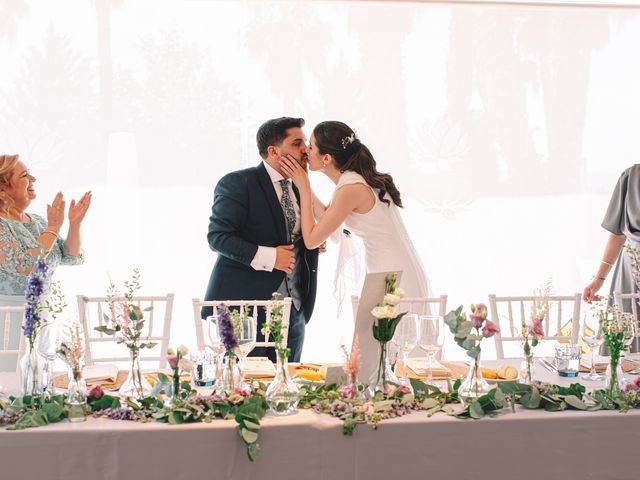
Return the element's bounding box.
[20,341,44,397]
[265,353,300,415]
[119,349,152,399]
[606,356,624,395]
[67,368,88,423]
[367,341,398,398]
[519,353,535,385]
[219,352,241,394]
[457,353,491,404]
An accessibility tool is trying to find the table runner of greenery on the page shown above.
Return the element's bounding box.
[2,377,640,462]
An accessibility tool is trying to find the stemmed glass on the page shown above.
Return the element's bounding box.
[417,315,445,384]
[204,316,226,384]
[621,315,638,383]
[38,319,60,396]
[581,312,605,381]
[235,314,257,387]
[391,314,419,387]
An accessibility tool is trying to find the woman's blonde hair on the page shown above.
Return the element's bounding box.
[0,154,20,215]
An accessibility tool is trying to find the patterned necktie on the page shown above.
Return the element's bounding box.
[278,179,296,241]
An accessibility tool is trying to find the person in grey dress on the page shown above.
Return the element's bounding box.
[583,164,640,351]
[0,154,91,371]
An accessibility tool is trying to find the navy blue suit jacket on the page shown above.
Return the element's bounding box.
[203,163,319,322]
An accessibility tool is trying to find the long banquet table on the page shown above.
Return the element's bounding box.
[1,360,638,480]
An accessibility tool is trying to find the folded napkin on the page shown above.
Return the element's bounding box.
[83,364,119,386]
[406,357,451,377]
[579,358,640,374]
[244,357,276,378]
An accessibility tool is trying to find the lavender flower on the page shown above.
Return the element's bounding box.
[22,258,48,342]
[217,305,238,352]
[93,408,141,421]
[0,409,22,426]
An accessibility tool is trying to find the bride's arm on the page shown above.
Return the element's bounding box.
[311,190,327,221]
[280,155,358,249]
[298,186,361,249]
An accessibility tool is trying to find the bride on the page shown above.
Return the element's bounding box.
[279,120,431,300]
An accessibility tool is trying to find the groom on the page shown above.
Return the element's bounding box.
[203,117,319,362]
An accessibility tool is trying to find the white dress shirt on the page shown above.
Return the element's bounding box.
[250,161,301,272]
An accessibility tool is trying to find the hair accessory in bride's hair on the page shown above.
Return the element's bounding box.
[341,131,358,150]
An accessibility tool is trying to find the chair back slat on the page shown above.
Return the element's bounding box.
[0,306,26,373]
[77,294,174,369]
[613,292,640,337]
[488,293,582,359]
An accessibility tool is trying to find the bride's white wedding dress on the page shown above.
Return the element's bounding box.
[332,171,431,299]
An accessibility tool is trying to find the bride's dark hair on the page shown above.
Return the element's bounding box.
[312,121,403,208]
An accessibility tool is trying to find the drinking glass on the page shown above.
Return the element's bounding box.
[580,312,604,381]
[391,314,419,386]
[204,315,226,384]
[235,315,257,386]
[38,319,60,396]
[417,315,445,383]
[621,315,638,383]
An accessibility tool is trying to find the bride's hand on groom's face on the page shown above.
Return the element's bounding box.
[279,154,309,189]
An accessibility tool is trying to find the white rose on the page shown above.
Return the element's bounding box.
[394,287,405,298]
[383,305,398,318]
[371,306,388,319]
[177,345,189,357]
[178,358,193,372]
[384,293,401,306]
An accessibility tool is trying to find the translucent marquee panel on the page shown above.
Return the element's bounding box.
[0,0,639,360]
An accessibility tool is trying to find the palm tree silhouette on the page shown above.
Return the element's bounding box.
[246,3,331,114]
[0,0,28,43]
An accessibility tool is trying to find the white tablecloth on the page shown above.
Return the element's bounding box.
[0,360,637,480]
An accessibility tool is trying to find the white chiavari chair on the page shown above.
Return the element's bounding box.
[192,298,292,352]
[488,293,581,359]
[77,293,174,369]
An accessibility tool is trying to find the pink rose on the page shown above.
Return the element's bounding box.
[624,382,639,393]
[89,385,104,399]
[395,385,412,396]
[470,303,488,329]
[529,317,545,340]
[339,384,357,400]
[482,319,501,338]
[233,387,250,397]
[167,354,179,370]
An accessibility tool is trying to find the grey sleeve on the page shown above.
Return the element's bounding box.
[601,169,630,235]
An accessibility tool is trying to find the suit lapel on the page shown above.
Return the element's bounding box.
[256,162,288,244]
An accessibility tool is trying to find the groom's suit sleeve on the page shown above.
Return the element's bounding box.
[207,172,258,266]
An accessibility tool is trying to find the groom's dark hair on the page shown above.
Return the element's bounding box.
[256,117,305,159]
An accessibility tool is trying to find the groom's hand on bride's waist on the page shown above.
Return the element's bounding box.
[275,244,295,274]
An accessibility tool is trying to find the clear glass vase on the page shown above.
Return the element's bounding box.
[458,353,491,403]
[119,349,151,399]
[367,341,399,397]
[519,353,535,385]
[606,354,624,395]
[67,368,87,423]
[20,341,44,397]
[265,353,300,415]
[219,352,241,394]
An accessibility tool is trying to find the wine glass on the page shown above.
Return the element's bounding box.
[38,318,60,396]
[417,315,445,384]
[391,314,419,387]
[204,315,226,383]
[580,312,604,381]
[235,314,257,386]
[621,313,638,382]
